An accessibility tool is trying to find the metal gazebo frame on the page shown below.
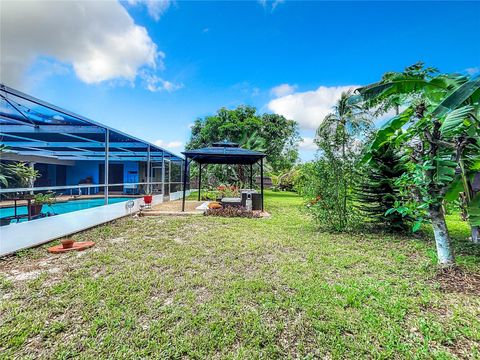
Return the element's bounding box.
[181,141,266,212]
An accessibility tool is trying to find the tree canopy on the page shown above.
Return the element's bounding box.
[187,105,300,173]
[358,62,480,265]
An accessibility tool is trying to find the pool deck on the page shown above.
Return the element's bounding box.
[141,200,205,216]
[0,194,140,209]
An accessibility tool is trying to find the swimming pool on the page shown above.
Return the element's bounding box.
[0,197,136,221]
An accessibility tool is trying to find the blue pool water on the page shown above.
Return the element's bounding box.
[0,197,135,220]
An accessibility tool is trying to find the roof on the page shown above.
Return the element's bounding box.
[0,84,183,162]
[182,141,266,165]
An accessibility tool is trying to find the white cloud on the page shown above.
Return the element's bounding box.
[154,139,183,149]
[465,67,479,75]
[299,137,317,151]
[0,1,163,87]
[258,0,285,11]
[270,83,297,97]
[143,72,183,92]
[267,85,360,130]
[127,0,172,21]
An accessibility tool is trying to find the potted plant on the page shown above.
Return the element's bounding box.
[61,239,75,249]
[5,162,39,189]
[143,191,153,205]
[30,192,56,216]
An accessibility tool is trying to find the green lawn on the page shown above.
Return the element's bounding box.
[1,192,479,359]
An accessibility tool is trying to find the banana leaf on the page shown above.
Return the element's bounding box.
[468,192,480,227]
[439,105,474,135]
[361,107,414,163]
[444,175,464,201]
[432,76,480,117]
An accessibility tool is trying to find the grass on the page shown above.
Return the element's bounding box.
[1,191,479,359]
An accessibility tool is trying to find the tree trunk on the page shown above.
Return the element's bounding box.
[429,204,455,266]
[341,122,347,228]
[472,226,479,244]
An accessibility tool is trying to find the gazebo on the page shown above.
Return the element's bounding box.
[181,141,266,212]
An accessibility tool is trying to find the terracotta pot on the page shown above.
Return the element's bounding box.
[61,239,75,249]
[143,195,153,204]
[208,202,222,209]
[29,204,43,216]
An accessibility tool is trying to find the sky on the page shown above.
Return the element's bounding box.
[1,0,479,161]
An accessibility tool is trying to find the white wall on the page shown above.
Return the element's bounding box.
[0,191,190,256]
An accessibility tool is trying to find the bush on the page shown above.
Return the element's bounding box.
[270,168,299,192]
[296,158,362,232]
[200,191,218,201]
[217,185,240,198]
[204,206,260,218]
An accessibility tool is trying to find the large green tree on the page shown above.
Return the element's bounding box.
[187,105,300,173]
[359,63,480,266]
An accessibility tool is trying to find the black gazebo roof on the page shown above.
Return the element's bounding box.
[181,141,266,211]
[182,141,266,165]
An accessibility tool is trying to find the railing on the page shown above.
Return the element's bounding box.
[0,181,185,195]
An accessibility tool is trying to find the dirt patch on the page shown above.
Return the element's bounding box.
[434,267,480,295]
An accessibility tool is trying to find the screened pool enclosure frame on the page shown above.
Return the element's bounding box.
[0,84,186,201]
[0,84,191,256]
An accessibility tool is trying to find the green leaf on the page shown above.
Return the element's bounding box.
[444,175,464,201]
[439,105,474,136]
[431,76,480,117]
[412,220,423,233]
[467,193,480,227]
[361,107,414,163]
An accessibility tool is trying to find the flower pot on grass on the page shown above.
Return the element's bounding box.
[61,239,75,249]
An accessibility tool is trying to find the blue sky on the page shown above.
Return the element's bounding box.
[2,0,479,161]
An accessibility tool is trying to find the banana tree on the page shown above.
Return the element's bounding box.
[358,64,480,266]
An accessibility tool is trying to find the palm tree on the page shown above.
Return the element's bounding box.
[316,90,372,222]
[317,90,371,159]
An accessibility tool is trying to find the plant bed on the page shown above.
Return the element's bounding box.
[204,206,261,218]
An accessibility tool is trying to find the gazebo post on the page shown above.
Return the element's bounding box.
[198,163,202,201]
[250,164,253,189]
[260,157,264,211]
[182,157,189,212]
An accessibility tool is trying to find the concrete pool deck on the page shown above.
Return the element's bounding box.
[0,194,140,209]
[141,200,205,216]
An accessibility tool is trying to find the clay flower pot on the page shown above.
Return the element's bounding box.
[208,202,222,209]
[61,239,75,249]
[143,195,153,204]
[30,203,43,216]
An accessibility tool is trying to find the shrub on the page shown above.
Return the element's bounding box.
[200,191,218,201]
[296,157,362,232]
[204,206,260,218]
[270,168,299,192]
[217,185,240,198]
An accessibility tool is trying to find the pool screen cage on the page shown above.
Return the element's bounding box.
[0,84,186,203]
